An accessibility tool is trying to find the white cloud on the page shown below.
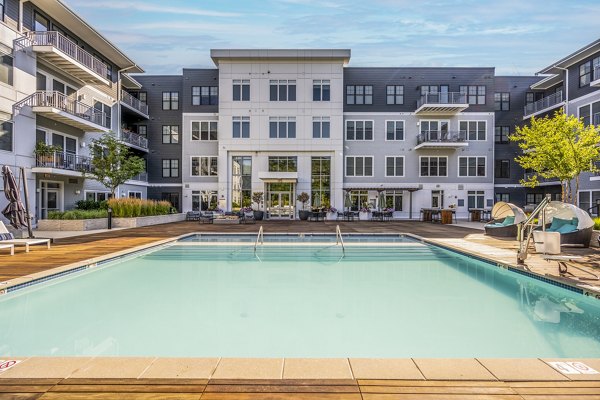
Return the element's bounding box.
[66,0,240,17]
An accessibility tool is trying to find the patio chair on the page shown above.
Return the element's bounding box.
[0,221,51,252]
[186,211,201,221]
[198,211,214,224]
[0,243,14,255]
[240,211,256,224]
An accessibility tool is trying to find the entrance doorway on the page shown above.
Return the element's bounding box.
[432,190,444,208]
[39,181,63,219]
[266,182,295,219]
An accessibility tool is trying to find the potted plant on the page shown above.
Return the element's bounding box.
[359,202,372,221]
[34,141,61,167]
[297,192,310,220]
[325,205,338,220]
[252,192,264,220]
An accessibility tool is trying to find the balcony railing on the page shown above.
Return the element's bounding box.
[19,31,108,79]
[121,90,149,116]
[417,92,467,108]
[14,91,109,128]
[129,172,148,182]
[35,152,93,173]
[524,91,563,117]
[121,130,149,150]
[417,130,467,144]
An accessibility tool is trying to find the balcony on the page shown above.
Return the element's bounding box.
[523,91,564,119]
[121,90,149,118]
[414,130,469,150]
[15,31,110,85]
[523,172,560,186]
[415,92,469,115]
[32,152,93,177]
[14,91,110,132]
[592,65,600,87]
[121,130,149,151]
[128,172,149,183]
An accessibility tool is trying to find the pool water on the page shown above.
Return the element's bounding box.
[1,238,599,358]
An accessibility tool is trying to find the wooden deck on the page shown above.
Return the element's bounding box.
[2,377,600,399]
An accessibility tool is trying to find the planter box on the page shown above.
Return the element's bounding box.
[37,218,108,231]
[213,218,240,225]
[591,230,600,248]
[326,212,337,221]
[112,213,186,228]
[359,212,371,221]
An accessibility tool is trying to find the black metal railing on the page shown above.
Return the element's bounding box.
[524,90,563,116]
[417,130,467,144]
[121,130,148,149]
[121,90,149,115]
[35,152,93,172]
[417,92,467,108]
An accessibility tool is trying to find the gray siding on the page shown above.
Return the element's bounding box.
[182,69,219,113]
[568,51,600,101]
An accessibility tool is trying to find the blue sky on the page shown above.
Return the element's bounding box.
[64,0,600,75]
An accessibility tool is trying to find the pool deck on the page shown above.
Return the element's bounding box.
[1,220,600,397]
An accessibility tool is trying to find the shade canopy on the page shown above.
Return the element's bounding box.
[491,201,526,224]
[543,201,594,229]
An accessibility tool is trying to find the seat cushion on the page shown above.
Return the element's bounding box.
[557,224,578,234]
[501,216,515,226]
[0,232,15,240]
[549,217,571,231]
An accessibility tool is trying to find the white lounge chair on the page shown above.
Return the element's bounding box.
[0,221,51,252]
[0,243,14,255]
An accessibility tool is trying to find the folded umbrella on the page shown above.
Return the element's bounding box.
[2,165,28,229]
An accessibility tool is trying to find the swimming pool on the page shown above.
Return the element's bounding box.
[1,234,599,358]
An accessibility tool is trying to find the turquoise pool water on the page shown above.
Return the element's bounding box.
[1,237,599,358]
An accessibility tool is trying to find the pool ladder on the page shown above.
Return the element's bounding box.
[336,225,346,258]
[254,226,264,256]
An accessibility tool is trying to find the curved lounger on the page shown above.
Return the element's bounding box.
[560,226,593,248]
[484,217,519,238]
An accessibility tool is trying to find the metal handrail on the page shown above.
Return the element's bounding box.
[417,92,467,108]
[524,90,563,116]
[336,225,345,255]
[417,130,467,144]
[35,152,94,172]
[254,225,264,254]
[121,130,149,149]
[121,90,149,115]
[517,194,552,264]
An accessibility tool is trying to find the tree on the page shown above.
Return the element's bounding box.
[84,133,146,197]
[510,109,600,204]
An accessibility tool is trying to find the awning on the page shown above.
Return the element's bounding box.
[258,172,298,183]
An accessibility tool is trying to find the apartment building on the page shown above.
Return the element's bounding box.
[0,0,147,222]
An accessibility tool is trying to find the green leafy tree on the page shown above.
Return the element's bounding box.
[84,133,146,197]
[510,110,600,203]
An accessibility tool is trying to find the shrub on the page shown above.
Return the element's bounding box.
[75,199,102,210]
[594,217,600,230]
[106,198,172,218]
[48,209,108,220]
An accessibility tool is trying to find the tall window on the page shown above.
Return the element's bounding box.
[526,193,545,204]
[192,86,218,105]
[269,117,296,138]
[459,157,486,177]
[192,190,218,211]
[0,120,13,152]
[346,156,373,177]
[162,92,179,110]
[580,61,592,87]
[93,101,111,128]
[386,85,404,104]
[385,156,404,177]
[346,85,373,105]
[233,79,250,101]
[468,191,485,209]
[494,92,510,111]
[137,92,147,103]
[495,193,510,203]
[0,52,13,86]
[192,121,217,141]
[270,80,296,101]
[191,156,218,176]
[268,156,297,172]
[312,117,330,138]
[137,125,147,137]
[420,157,447,177]
[495,160,510,178]
[594,56,600,81]
[386,120,404,140]
[0,0,5,21]
[459,121,486,141]
[526,92,535,104]
[232,156,252,210]
[460,85,486,104]
[579,104,591,126]
[313,80,330,101]
[385,191,403,211]
[349,191,368,211]
[232,116,250,138]
[495,126,509,144]
[311,157,331,208]
[162,125,179,143]
[162,159,179,178]
[420,120,448,141]
[346,120,373,140]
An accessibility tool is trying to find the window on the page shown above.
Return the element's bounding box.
[162,92,179,110]
[459,121,486,141]
[312,117,330,138]
[233,79,250,101]
[192,190,218,211]
[385,156,404,177]
[495,160,510,178]
[494,92,510,111]
[579,104,591,126]
[386,120,404,140]
[468,191,485,209]
[192,86,218,105]
[128,191,142,199]
[526,92,535,104]
[594,56,600,81]
[268,156,297,172]
[386,85,404,104]
[232,116,250,138]
[191,156,218,176]
[580,61,592,87]
[191,121,217,141]
[459,157,486,177]
[85,191,112,202]
[34,12,49,31]
[420,120,448,141]
[93,101,111,128]
[0,52,13,86]
[232,156,252,210]
[460,85,486,104]
[495,126,509,144]
[385,191,403,211]
[346,85,373,105]
[495,193,510,203]
[0,119,13,152]
[137,92,147,103]
[349,190,368,211]
[162,125,179,143]
[0,0,5,21]
[51,133,76,156]
[346,120,373,140]
[270,80,296,101]
[161,193,179,210]
[313,80,330,101]
[311,157,331,208]
[269,117,296,138]
[420,157,447,177]
[526,193,545,204]
[162,159,179,178]
[345,156,373,177]
[137,125,147,137]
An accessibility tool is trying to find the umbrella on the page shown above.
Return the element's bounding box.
[313,194,321,209]
[344,191,353,212]
[377,191,386,211]
[2,165,28,229]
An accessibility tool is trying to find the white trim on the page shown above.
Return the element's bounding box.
[345,119,375,141]
[344,155,374,177]
[148,183,183,187]
[458,120,487,141]
[190,120,218,142]
[127,190,143,199]
[190,155,218,177]
[418,156,449,178]
[182,112,219,117]
[384,120,405,141]
[567,90,600,105]
[83,190,111,202]
[343,112,494,116]
[384,156,405,177]
[457,156,487,178]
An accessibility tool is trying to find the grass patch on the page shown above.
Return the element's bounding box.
[48,209,108,220]
[107,198,172,218]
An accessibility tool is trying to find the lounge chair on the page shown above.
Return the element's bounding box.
[484,202,526,238]
[198,211,214,224]
[0,221,51,252]
[186,211,201,221]
[240,211,256,224]
[538,201,595,248]
[0,243,14,255]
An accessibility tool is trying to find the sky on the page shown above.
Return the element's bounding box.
[63,0,600,76]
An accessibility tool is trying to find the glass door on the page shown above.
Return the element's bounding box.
[39,181,62,219]
[266,183,294,219]
[432,190,443,208]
